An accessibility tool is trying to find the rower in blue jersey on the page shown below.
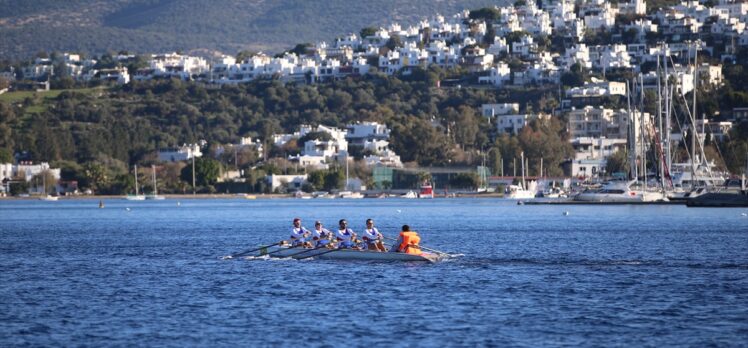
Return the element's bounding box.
[290,217,312,248]
[310,220,333,248]
[361,218,386,252]
[335,219,360,249]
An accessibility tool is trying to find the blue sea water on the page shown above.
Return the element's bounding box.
[1,198,747,347]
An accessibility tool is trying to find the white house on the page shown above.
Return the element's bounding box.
[496,113,549,135]
[482,103,520,119]
[346,122,390,145]
[158,144,203,162]
[266,174,308,191]
[478,63,512,86]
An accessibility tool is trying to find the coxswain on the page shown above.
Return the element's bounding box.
[311,220,334,248]
[335,219,360,249]
[361,218,386,252]
[388,224,422,255]
[290,217,312,248]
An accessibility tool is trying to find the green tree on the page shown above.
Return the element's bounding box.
[0,148,12,163]
[360,27,378,38]
[469,7,501,22]
[180,158,222,186]
[605,149,630,176]
[385,36,403,51]
[323,168,344,191]
[449,172,479,189]
[561,63,588,87]
[307,170,325,191]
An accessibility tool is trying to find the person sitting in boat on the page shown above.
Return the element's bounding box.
[335,219,360,250]
[310,220,334,249]
[388,225,422,255]
[290,218,312,248]
[361,218,386,252]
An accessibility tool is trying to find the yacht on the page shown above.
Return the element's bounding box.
[505,182,537,199]
[505,151,536,199]
[125,165,146,200]
[145,165,165,200]
[574,180,667,203]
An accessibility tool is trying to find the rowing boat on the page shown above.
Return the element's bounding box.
[254,245,446,262]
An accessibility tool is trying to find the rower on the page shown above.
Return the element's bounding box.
[290,217,312,248]
[361,218,386,252]
[389,224,422,255]
[335,219,360,250]
[311,220,333,248]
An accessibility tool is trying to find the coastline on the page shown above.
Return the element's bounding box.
[1,192,509,200]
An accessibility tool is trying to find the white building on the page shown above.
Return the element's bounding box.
[158,144,203,162]
[482,103,520,119]
[346,122,390,145]
[266,174,308,191]
[478,63,512,86]
[567,106,638,139]
[0,162,61,183]
[496,113,549,135]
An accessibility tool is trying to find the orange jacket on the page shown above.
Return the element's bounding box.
[398,231,422,255]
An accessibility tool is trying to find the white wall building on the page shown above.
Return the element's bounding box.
[158,144,203,162]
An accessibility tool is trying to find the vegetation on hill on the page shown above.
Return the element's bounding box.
[0,0,505,59]
[0,68,575,193]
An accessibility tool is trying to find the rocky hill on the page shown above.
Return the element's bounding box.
[0,0,503,59]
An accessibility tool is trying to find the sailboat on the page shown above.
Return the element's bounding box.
[574,77,666,202]
[145,165,165,200]
[39,173,58,201]
[505,151,536,199]
[125,165,146,200]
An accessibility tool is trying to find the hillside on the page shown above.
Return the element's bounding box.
[0,0,504,59]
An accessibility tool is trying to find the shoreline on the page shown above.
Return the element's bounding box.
[0,192,508,200]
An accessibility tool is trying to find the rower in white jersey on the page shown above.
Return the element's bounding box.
[361,218,386,252]
[290,217,312,248]
[310,220,333,248]
[335,219,360,249]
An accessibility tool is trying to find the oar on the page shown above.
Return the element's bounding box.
[296,246,342,260]
[263,242,308,256]
[283,243,333,258]
[225,241,285,259]
[383,235,451,256]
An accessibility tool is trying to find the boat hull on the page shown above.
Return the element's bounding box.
[255,246,444,262]
[686,192,748,207]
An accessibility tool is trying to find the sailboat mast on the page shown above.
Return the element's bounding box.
[152,165,158,196]
[627,80,637,180]
[521,151,526,190]
[640,75,647,192]
[134,164,139,196]
[664,47,672,183]
[690,42,698,191]
[657,54,665,188]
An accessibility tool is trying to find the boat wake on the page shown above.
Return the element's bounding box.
[241,255,297,262]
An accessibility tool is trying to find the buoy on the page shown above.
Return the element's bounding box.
[177,201,181,206]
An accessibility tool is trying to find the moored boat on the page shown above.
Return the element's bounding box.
[254,245,446,262]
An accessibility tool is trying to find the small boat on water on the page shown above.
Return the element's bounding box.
[573,180,666,203]
[254,245,447,262]
[125,165,146,201]
[145,165,165,200]
[401,190,418,199]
